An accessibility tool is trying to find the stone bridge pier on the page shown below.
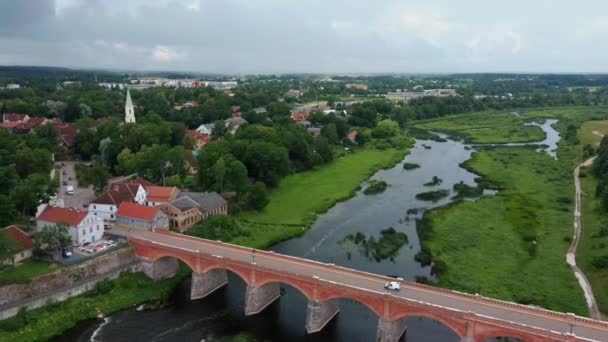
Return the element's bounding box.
[377,317,407,342]
[244,283,281,315]
[141,257,179,280]
[190,269,228,300]
[305,299,340,334]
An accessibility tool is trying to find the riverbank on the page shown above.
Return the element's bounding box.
[420,146,587,315]
[0,265,190,342]
[235,145,412,248]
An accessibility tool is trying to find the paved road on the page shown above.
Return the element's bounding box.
[114,226,608,341]
[55,161,95,209]
[568,156,601,320]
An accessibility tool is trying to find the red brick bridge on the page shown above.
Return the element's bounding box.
[123,228,608,342]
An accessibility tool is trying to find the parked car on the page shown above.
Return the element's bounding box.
[62,248,72,258]
[83,202,89,208]
[61,162,65,166]
[68,176,72,181]
[384,281,401,291]
[62,180,67,185]
[83,242,91,247]
[62,170,66,175]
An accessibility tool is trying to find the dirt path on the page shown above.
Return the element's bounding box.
[568,156,602,319]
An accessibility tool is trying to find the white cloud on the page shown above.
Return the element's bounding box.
[152,45,185,62]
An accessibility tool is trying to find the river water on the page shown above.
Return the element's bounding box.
[55,121,561,342]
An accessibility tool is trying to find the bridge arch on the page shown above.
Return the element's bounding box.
[318,292,384,317]
[255,278,314,301]
[476,330,532,342]
[200,263,252,284]
[390,309,467,338]
[145,253,198,271]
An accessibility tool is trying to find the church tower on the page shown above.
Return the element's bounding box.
[125,89,136,123]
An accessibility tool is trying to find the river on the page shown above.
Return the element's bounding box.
[54,121,561,342]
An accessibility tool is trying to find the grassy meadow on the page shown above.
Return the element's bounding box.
[413,111,546,144]
[422,147,586,314]
[0,260,61,285]
[579,120,608,147]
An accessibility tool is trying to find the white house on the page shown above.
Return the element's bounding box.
[89,182,147,223]
[195,123,215,136]
[36,206,104,246]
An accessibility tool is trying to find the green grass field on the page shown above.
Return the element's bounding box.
[413,111,546,144]
[579,120,608,147]
[578,172,608,314]
[234,148,409,248]
[0,260,61,285]
[423,148,587,314]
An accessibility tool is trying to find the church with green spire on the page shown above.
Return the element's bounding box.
[125,89,136,123]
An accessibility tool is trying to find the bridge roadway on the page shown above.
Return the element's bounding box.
[115,226,608,341]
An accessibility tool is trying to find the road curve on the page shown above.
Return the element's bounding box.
[114,225,608,341]
[569,156,602,320]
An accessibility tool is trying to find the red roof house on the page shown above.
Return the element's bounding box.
[2,114,30,123]
[186,130,211,150]
[37,206,89,227]
[146,186,179,205]
[115,202,169,230]
[0,226,34,264]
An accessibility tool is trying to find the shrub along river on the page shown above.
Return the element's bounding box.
[55,121,560,342]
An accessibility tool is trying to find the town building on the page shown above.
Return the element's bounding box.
[36,206,104,246]
[177,192,228,219]
[116,202,169,231]
[146,186,179,206]
[345,83,369,90]
[89,182,147,222]
[161,196,203,231]
[225,117,248,134]
[186,130,211,150]
[125,89,136,123]
[0,226,34,265]
[195,123,215,136]
[384,88,457,101]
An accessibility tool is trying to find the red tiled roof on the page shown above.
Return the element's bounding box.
[37,206,87,227]
[0,122,18,129]
[0,225,34,250]
[3,114,29,122]
[92,183,141,206]
[16,117,46,131]
[186,130,211,142]
[347,130,358,139]
[116,202,159,221]
[146,186,178,203]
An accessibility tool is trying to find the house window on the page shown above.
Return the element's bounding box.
[97,226,100,231]
[82,229,85,235]
[111,214,114,219]
[89,227,92,233]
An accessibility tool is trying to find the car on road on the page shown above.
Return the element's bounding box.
[66,185,74,195]
[62,170,66,175]
[83,202,89,208]
[61,162,65,166]
[62,180,67,185]
[68,176,72,181]
[384,281,401,291]
[62,248,72,258]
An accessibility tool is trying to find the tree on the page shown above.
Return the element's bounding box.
[0,194,16,227]
[244,181,269,211]
[314,136,334,163]
[0,229,21,264]
[321,123,339,145]
[243,142,289,187]
[90,162,110,192]
[34,223,71,252]
[188,215,247,241]
[372,119,400,138]
[212,157,227,193]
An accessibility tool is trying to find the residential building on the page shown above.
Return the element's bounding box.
[253,107,267,114]
[195,123,215,136]
[186,130,211,150]
[345,83,369,90]
[146,186,179,206]
[0,226,34,265]
[5,84,20,89]
[125,89,136,123]
[89,182,147,222]
[162,196,202,231]
[384,88,457,101]
[2,113,30,123]
[291,108,310,122]
[116,202,169,231]
[36,206,104,246]
[225,117,248,134]
[177,192,228,219]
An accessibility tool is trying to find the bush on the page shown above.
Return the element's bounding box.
[188,216,249,242]
[363,180,388,195]
[591,255,608,269]
[243,181,269,211]
[403,162,420,170]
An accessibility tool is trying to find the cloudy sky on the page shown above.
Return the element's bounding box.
[0,0,607,74]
